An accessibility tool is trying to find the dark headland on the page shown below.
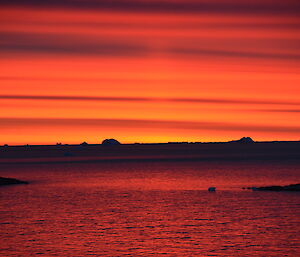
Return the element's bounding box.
[0,177,28,186]
[0,138,299,163]
[250,183,300,192]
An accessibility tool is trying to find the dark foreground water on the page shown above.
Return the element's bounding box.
[1,160,300,256]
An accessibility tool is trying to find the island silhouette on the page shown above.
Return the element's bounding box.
[1,137,299,189]
[0,137,299,164]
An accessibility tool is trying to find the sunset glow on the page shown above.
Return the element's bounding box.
[1,1,300,144]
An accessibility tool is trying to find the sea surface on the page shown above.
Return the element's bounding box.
[1,159,300,256]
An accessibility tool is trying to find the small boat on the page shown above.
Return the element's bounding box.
[208,187,216,192]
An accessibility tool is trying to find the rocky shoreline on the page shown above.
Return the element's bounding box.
[0,177,28,186]
[247,183,300,191]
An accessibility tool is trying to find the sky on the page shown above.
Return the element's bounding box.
[0,0,300,144]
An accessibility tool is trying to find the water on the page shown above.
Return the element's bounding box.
[1,160,300,256]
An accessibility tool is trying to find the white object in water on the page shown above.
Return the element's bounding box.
[208,187,216,192]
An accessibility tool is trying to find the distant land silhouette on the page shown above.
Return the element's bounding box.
[0,137,299,163]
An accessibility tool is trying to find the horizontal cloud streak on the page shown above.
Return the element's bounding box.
[171,48,300,61]
[1,32,299,60]
[257,109,300,113]
[0,95,152,102]
[1,95,300,106]
[1,0,300,15]
[0,32,147,57]
[167,97,300,106]
[0,117,299,134]
[3,19,300,31]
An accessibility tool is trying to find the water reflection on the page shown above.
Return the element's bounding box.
[1,160,299,256]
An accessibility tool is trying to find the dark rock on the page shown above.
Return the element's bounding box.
[235,137,254,143]
[251,183,300,191]
[0,177,28,186]
[102,139,121,145]
[230,137,254,144]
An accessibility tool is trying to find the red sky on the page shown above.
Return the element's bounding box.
[0,0,300,144]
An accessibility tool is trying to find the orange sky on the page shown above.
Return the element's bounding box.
[0,1,300,144]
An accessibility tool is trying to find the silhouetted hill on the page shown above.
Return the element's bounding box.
[230,137,254,143]
[102,139,121,145]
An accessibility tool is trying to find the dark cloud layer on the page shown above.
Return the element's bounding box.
[0,32,147,57]
[5,21,300,30]
[1,0,300,15]
[3,18,300,31]
[0,95,152,102]
[168,97,300,106]
[171,48,300,61]
[258,109,300,113]
[1,94,300,106]
[0,117,299,134]
[1,32,299,60]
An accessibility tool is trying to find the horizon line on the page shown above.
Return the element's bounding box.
[2,139,300,147]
